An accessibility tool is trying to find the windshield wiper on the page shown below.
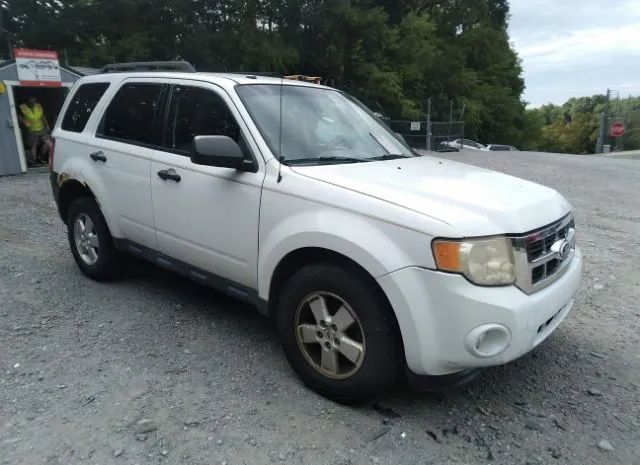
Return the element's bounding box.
[283,156,369,165]
[366,154,412,161]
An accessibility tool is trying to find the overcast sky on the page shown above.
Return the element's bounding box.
[508,0,640,107]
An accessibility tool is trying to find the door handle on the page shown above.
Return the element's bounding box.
[90,151,107,162]
[157,169,181,182]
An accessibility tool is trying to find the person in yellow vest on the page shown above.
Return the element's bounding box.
[19,96,52,167]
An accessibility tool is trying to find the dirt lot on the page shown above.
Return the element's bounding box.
[1,152,639,465]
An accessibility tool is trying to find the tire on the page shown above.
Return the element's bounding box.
[67,196,121,281]
[276,262,400,404]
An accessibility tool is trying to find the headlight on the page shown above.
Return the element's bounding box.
[432,237,516,285]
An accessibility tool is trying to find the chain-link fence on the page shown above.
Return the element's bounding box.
[388,120,464,151]
[388,120,428,148]
[431,122,465,151]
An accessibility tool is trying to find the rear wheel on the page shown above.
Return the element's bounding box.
[67,196,121,280]
[277,262,400,404]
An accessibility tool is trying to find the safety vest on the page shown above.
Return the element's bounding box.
[19,103,45,133]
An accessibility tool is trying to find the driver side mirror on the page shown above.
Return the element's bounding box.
[191,135,248,170]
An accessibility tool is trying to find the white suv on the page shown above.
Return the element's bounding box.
[50,65,582,403]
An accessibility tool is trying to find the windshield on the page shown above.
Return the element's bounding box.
[236,84,415,164]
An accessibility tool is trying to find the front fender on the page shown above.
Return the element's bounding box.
[257,203,434,300]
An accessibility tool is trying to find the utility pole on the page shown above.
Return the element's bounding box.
[596,112,606,154]
[0,1,5,60]
[596,88,612,154]
[447,98,453,143]
[426,98,431,151]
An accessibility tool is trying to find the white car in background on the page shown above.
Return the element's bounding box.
[486,144,519,151]
[441,139,487,151]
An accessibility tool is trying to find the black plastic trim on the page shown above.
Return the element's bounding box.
[112,238,269,316]
[50,170,61,212]
[100,61,196,74]
[405,367,481,392]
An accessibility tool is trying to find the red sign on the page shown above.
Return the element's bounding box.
[610,122,625,137]
[14,48,62,87]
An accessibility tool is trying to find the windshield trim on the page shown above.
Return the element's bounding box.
[235,83,415,165]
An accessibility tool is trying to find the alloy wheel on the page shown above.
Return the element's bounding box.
[73,213,99,265]
[294,291,365,379]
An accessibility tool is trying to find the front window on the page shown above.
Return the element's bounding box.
[163,85,240,154]
[236,84,415,165]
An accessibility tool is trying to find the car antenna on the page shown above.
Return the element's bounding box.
[277,76,284,183]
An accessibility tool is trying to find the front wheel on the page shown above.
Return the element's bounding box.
[276,262,401,404]
[67,196,121,281]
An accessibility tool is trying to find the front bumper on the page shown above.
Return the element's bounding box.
[378,248,582,376]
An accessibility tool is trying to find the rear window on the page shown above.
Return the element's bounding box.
[61,83,110,133]
[97,83,164,146]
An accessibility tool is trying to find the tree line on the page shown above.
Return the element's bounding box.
[523,95,640,154]
[1,0,527,145]
[8,0,634,154]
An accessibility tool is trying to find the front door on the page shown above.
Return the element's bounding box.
[151,82,264,289]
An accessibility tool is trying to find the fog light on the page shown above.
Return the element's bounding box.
[464,324,511,358]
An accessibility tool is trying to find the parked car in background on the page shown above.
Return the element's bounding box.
[441,138,487,151]
[486,144,519,151]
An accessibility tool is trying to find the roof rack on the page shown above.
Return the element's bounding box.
[99,61,196,74]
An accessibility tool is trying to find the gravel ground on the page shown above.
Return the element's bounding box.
[1,152,639,465]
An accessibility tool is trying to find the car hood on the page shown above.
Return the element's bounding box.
[290,155,571,236]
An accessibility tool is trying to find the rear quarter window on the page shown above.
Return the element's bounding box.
[61,83,110,133]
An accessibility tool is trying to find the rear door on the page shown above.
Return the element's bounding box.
[88,78,167,249]
[150,80,264,289]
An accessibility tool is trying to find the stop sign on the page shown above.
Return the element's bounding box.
[610,122,625,137]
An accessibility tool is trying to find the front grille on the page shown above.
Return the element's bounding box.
[546,258,559,275]
[527,239,544,261]
[531,264,545,283]
[512,215,576,294]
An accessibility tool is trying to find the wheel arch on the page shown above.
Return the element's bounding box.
[268,248,361,316]
[266,248,403,343]
[53,160,121,237]
[58,179,96,224]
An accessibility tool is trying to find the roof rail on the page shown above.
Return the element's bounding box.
[226,71,284,78]
[99,61,196,74]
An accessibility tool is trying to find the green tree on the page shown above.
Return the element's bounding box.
[3,0,530,146]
